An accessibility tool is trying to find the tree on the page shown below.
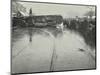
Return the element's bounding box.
[84,11,95,18]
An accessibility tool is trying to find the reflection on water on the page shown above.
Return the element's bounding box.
[28,28,33,42]
[12,27,95,73]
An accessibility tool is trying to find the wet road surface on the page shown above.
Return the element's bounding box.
[11,27,95,73]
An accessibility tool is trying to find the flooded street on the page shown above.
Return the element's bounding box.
[11,27,95,73]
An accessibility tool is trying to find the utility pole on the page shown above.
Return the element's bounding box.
[29,8,32,17]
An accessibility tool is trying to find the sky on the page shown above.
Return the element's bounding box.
[18,1,95,18]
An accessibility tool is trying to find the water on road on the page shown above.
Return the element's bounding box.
[11,27,95,73]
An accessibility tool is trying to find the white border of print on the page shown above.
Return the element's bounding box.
[0,0,100,75]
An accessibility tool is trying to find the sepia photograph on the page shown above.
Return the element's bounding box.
[11,0,96,74]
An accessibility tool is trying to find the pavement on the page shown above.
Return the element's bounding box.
[11,27,96,73]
